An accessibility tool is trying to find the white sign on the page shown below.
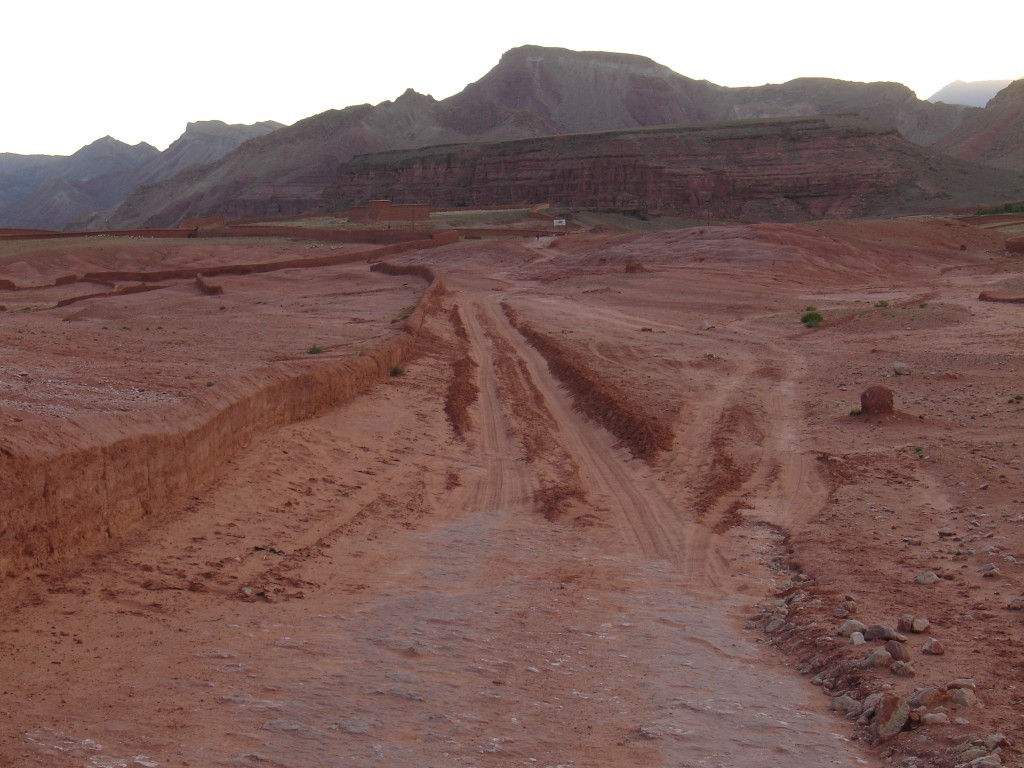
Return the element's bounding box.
[553,219,566,227]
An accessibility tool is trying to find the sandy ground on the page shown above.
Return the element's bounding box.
[0,219,1022,767]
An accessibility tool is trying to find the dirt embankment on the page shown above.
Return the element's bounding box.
[502,302,673,463]
[0,263,442,582]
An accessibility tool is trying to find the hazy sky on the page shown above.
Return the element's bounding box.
[4,0,1021,156]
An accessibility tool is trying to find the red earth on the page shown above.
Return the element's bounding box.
[1,217,1022,767]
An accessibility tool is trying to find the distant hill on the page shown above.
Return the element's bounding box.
[0,121,282,231]
[105,45,979,228]
[929,80,1015,107]
[934,80,1024,172]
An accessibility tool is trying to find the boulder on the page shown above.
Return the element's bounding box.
[860,385,895,414]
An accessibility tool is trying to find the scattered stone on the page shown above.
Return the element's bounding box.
[978,563,1001,577]
[898,614,931,633]
[959,747,992,763]
[1005,598,1023,610]
[985,733,1012,750]
[939,526,957,538]
[872,694,910,742]
[907,687,944,708]
[951,688,979,707]
[832,694,862,715]
[964,756,1003,768]
[922,637,945,655]
[837,619,867,637]
[865,624,905,642]
[921,712,949,726]
[890,660,916,677]
[834,604,850,618]
[915,571,940,584]
[947,679,976,690]
[893,360,912,376]
[861,648,893,668]
[885,639,909,661]
[765,616,785,633]
[850,631,866,646]
[861,385,895,414]
[699,320,714,331]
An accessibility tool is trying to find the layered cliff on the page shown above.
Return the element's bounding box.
[323,116,1024,222]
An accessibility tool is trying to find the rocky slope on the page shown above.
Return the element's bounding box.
[323,116,1024,222]
[105,45,980,227]
[932,79,1024,172]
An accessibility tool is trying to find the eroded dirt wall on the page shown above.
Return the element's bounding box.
[0,264,441,581]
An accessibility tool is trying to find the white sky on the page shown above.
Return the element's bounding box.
[3,0,1022,156]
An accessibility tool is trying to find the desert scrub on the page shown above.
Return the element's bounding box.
[801,311,823,328]
[875,300,889,308]
[306,344,324,354]
[389,365,405,377]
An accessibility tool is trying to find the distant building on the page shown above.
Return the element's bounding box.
[346,200,431,224]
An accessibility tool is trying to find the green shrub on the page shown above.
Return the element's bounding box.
[801,311,823,328]
[307,344,324,355]
[875,300,889,308]
[389,365,405,377]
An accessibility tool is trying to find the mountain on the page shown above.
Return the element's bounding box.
[0,137,158,229]
[323,116,1024,221]
[933,80,1024,172]
[105,45,981,228]
[929,79,1016,107]
[0,121,281,231]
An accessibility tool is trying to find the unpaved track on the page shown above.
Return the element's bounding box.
[0,262,877,767]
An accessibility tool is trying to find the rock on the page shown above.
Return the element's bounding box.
[834,604,850,618]
[959,747,990,763]
[865,624,905,642]
[947,678,976,690]
[922,637,945,655]
[915,570,940,584]
[921,711,949,726]
[837,619,867,637]
[861,385,895,414]
[832,694,862,715]
[911,617,931,633]
[893,360,912,375]
[908,687,944,708]
[890,660,916,677]
[861,648,893,668]
[978,563,1001,577]
[765,616,785,632]
[951,688,978,707]
[985,733,1012,750]
[699,320,713,331]
[850,631,866,645]
[1006,597,1023,610]
[939,526,957,538]
[885,639,909,661]
[965,756,1003,768]
[872,694,910,742]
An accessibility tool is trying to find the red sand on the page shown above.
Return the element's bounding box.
[0,219,1021,767]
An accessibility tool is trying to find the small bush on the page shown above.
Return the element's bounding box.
[389,365,405,377]
[805,305,817,312]
[849,408,862,416]
[801,311,823,328]
[307,344,324,355]
[875,300,889,308]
